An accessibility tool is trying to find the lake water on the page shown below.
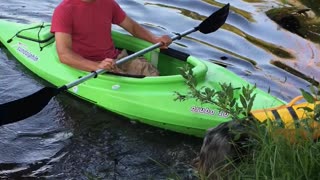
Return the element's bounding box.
[0,0,319,179]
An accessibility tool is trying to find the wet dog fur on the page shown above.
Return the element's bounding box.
[193,119,254,179]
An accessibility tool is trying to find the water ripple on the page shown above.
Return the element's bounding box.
[0,0,319,179]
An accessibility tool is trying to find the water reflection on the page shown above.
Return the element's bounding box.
[0,0,319,179]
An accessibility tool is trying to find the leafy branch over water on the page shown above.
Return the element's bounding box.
[174,64,256,119]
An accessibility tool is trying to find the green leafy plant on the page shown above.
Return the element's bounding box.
[175,65,320,180]
[300,86,320,122]
[174,65,256,120]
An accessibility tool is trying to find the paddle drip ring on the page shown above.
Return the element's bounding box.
[173,32,182,40]
[91,71,98,78]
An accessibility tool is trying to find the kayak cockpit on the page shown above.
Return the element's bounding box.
[2,22,208,82]
[112,30,208,80]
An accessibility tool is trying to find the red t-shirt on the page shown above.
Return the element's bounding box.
[51,0,126,61]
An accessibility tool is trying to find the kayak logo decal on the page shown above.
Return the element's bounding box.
[191,106,215,115]
[191,106,229,118]
[16,42,39,61]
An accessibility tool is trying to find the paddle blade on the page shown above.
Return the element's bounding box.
[198,3,230,34]
[0,87,59,125]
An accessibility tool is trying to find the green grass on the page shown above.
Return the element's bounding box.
[221,125,320,180]
[176,65,320,179]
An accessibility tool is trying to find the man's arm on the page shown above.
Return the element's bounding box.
[119,16,172,48]
[55,32,114,72]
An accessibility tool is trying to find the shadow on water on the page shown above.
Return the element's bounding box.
[0,45,200,179]
[42,93,201,179]
[0,0,319,179]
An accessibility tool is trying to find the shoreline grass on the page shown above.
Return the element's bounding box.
[175,65,320,180]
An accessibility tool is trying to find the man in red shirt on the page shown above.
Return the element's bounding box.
[51,0,172,76]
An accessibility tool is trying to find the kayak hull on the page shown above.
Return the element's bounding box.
[0,20,285,137]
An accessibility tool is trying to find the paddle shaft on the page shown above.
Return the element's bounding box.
[64,28,197,89]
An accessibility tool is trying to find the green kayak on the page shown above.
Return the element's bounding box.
[0,20,285,137]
